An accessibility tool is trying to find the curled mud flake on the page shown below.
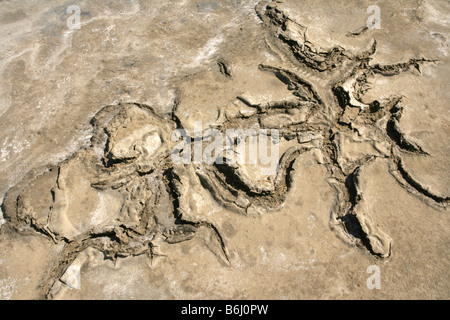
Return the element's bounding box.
[58,247,103,291]
[164,224,197,244]
[259,2,348,72]
[391,155,449,206]
[334,159,393,258]
[217,58,232,78]
[386,105,429,155]
[346,26,370,38]
[334,71,371,112]
[351,175,392,258]
[370,58,437,76]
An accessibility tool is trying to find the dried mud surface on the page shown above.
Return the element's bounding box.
[0,0,449,300]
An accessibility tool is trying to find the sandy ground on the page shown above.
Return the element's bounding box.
[0,0,448,300]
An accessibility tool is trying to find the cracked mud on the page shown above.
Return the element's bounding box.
[0,0,449,299]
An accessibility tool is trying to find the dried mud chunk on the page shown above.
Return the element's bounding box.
[16,167,58,229]
[261,3,347,71]
[197,144,310,216]
[47,150,123,240]
[196,167,248,214]
[353,199,392,258]
[104,104,174,168]
[224,99,257,120]
[108,124,162,162]
[217,58,232,78]
[350,159,393,258]
[336,73,370,111]
[118,176,154,228]
[260,108,309,128]
[171,164,222,223]
[165,224,197,244]
[59,248,104,291]
[152,179,175,231]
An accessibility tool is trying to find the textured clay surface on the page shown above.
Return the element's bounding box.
[0,0,449,299]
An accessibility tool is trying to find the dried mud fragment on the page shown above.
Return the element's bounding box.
[259,2,347,72]
[349,161,393,258]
